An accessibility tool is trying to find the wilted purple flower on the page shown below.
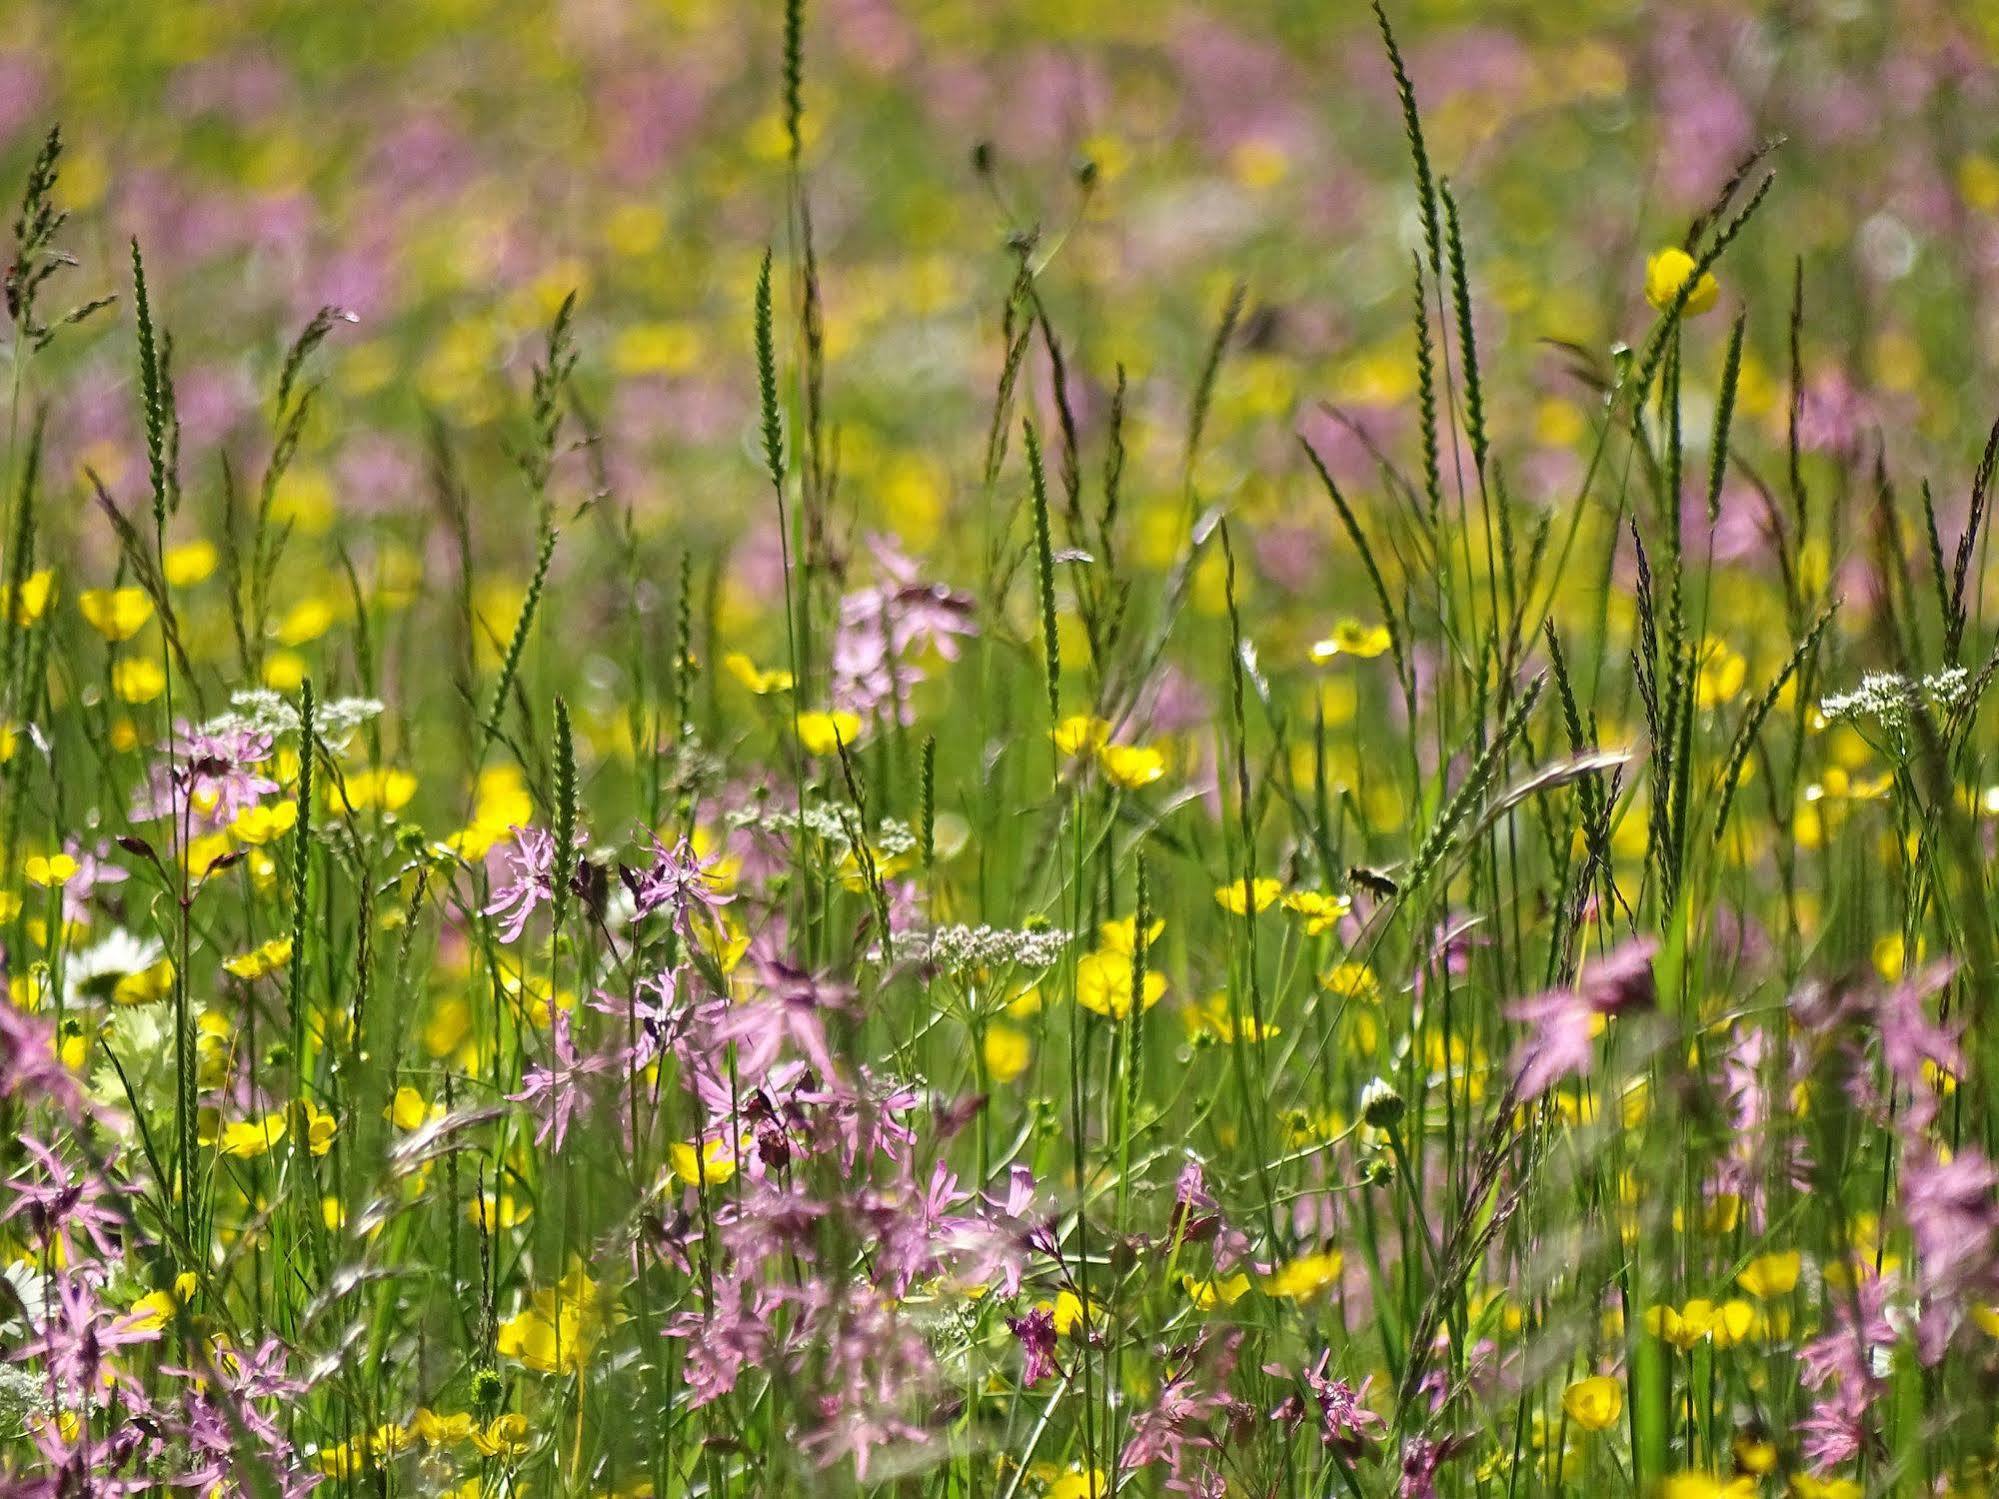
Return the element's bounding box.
[1397,1434,1471,1499]
[1007,1306,1058,1386]
[1303,1357,1386,1457]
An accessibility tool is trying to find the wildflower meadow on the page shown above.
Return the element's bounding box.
[8,0,1999,1493]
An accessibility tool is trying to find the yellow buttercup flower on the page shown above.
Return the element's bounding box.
[297,1097,338,1156]
[1646,1298,1717,1351]
[224,937,295,980]
[496,1260,609,1376]
[388,1086,436,1131]
[723,652,793,694]
[1262,1249,1344,1301]
[1050,715,1111,757]
[24,853,79,887]
[1044,1468,1108,1499]
[1048,1289,1095,1336]
[112,657,166,703]
[1561,1375,1623,1432]
[231,801,299,845]
[276,595,337,646]
[667,1136,738,1187]
[341,768,418,813]
[1214,876,1283,914]
[1320,961,1380,1001]
[78,587,153,642]
[795,709,863,756]
[1281,890,1351,934]
[217,1113,288,1159]
[1074,949,1165,1019]
[411,1407,478,1447]
[1645,247,1719,316]
[163,540,218,587]
[1098,916,1163,957]
[1181,1271,1250,1309]
[982,1023,1031,1083]
[1309,619,1391,661]
[1097,742,1166,790]
[1661,1475,1756,1499]
[113,958,175,1006]
[1737,1250,1801,1300]
[3,569,54,626]
[471,1412,534,1458]
[1708,1298,1765,1349]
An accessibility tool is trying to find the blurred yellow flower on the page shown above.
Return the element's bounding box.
[1645,247,1719,316]
[1214,876,1283,914]
[1309,620,1391,661]
[112,657,166,704]
[3,570,54,626]
[1181,1271,1251,1309]
[796,710,862,756]
[983,1023,1030,1083]
[1098,742,1166,790]
[224,939,293,987]
[1262,1249,1344,1301]
[1561,1375,1623,1432]
[78,588,153,642]
[1075,949,1164,1019]
[163,541,218,587]
[218,1113,288,1159]
[24,853,78,887]
[113,958,175,1006]
[723,652,793,694]
[231,802,299,845]
[1736,1250,1800,1300]
[1098,915,1164,955]
[496,1261,607,1376]
[668,1136,738,1187]
[1051,715,1111,756]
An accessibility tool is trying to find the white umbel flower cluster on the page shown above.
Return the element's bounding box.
[728,803,917,857]
[905,922,1072,975]
[203,688,385,744]
[1819,668,1970,730]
